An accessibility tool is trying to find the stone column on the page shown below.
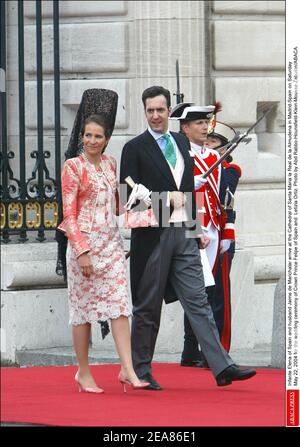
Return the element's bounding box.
[127,0,209,134]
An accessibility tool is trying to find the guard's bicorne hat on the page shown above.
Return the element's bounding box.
[170,102,215,121]
[208,121,236,147]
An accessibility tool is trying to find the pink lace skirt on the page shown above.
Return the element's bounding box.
[66,214,132,325]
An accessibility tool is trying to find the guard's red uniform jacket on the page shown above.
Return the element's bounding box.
[191,145,235,245]
[221,159,242,195]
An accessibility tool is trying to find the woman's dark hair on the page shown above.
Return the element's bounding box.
[142,86,171,108]
[81,114,112,138]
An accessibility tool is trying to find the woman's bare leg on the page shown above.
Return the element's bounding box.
[72,323,99,388]
[111,316,143,385]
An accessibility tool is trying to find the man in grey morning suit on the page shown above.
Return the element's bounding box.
[120,86,256,389]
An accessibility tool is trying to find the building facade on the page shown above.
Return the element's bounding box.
[1,1,285,365]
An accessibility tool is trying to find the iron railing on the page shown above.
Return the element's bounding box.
[0,0,61,243]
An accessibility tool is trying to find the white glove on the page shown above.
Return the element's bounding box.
[194,175,207,190]
[125,183,152,210]
[220,239,231,254]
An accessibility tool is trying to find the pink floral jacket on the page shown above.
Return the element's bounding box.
[57,153,119,258]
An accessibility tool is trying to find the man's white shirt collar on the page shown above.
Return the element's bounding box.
[148,127,171,141]
[190,141,210,157]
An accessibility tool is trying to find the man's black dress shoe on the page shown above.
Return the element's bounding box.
[181,359,209,368]
[139,373,162,391]
[216,364,256,386]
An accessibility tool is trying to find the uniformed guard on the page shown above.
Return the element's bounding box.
[206,120,242,352]
[170,103,235,367]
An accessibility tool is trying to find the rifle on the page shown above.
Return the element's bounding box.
[174,60,184,104]
[201,105,277,179]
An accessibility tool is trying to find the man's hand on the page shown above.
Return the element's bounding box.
[194,175,207,190]
[125,183,152,210]
[78,253,93,278]
[198,234,210,249]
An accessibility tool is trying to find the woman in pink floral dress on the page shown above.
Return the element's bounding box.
[58,114,149,393]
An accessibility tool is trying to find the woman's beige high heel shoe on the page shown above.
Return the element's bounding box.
[75,371,104,394]
[118,371,150,393]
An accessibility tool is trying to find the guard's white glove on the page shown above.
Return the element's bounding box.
[220,239,231,254]
[194,175,207,190]
[125,183,152,210]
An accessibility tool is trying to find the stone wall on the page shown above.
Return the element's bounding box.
[208,1,285,354]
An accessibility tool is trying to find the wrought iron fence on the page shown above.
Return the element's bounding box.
[0,0,61,243]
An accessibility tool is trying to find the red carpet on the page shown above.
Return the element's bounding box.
[1,363,284,427]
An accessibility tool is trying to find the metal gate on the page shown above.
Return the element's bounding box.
[0,0,61,243]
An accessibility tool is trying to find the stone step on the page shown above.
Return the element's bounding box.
[9,346,275,368]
